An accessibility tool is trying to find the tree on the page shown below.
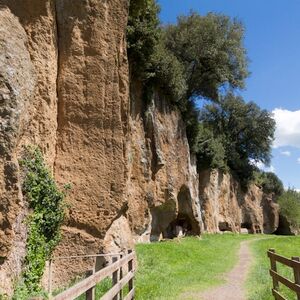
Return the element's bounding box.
[127,0,160,78]
[163,12,249,101]
[278,189,300,229]
[196,93,275,183]
[254,171,284,196]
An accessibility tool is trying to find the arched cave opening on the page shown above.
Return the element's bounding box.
[274,214,295,236]
[241,222,252,230]
[218,221,232,232]
[240,222,252,233]
[164,213,194,239]
[163,186,200,239]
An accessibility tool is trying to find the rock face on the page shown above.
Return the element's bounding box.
[127,85,203,242]
[0,0,131,293]
[0,7,36,294]
[0,0,282,296]
[275,214,300,236]
[0,0,202,293]
[199,169,279,234]
[52,0,130,286]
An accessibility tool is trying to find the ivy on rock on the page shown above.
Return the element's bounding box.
[14,146,66,299]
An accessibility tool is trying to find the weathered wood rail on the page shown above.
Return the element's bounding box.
[268,248,300,300]
[51,250,135,300]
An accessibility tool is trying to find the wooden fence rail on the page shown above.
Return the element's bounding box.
[51,250,135,300]
[267,248,300,300]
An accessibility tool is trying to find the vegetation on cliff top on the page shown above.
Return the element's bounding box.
[14,147,66,299]
[127,0,276,187]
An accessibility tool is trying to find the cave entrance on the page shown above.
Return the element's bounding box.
[241,222,252,230]
[218,221,232,232]
[274,214,294,235]
[164,186,200,239]
[164,213,194,239]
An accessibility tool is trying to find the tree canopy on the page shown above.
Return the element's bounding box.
[164,13,249,101]
[254,171,284,196]
[192,94,275,184]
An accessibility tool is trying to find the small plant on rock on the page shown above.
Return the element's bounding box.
[13,146,67,299]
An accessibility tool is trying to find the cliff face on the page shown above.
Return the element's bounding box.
[0,0,202,293]
[199,169,279,234]
[0,7,36,292]
[127,84,203,242]
[0,0,281,296]
[0,0,130,293]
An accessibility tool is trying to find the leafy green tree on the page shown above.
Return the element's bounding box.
[127,0,160,78]
[254,171,284,196]
[192,123,226,170]
[147,42,187,103]
[278,189,300,229]
[197,93,275,183]
[163,12,249,101]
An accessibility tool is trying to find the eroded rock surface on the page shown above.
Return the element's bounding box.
[0,0,284,296]
[0,7,36,295]
[127,87,203,242]
[199,169,279,234]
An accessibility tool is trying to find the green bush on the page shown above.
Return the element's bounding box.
[14,147,66,299]
[277,189,300,229]
[254,171,284,196]
[195,94,275,185]
[127,0,160,78]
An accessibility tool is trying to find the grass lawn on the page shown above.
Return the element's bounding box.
[135,234,257,300]
[61,234,300,300]
[247,236,300,300]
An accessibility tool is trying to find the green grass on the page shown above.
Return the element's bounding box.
[75,277,112,300]
[54,234,300,300]
[247,236,300,300]
[135,234,257,300]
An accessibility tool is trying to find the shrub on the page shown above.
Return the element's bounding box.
[277,189,300,229]
[254,171,284,196]
[127,0,160,78]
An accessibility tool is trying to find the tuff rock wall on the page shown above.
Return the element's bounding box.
[0,0,203,294]
[199,169,279,234]
[0,0,280,296]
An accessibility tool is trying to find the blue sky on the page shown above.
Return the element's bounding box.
[158,0,300,189]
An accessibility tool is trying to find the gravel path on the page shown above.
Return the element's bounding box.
[181,240,253,300]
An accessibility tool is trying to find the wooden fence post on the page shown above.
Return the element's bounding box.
[128,250,134,299]
[85,266,95,300]
[119,254,123,300]
[292,256,300,300]
[48,260,53,299]
[269,249,279,291]
[112,256,119,300]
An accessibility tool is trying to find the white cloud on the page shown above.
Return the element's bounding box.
[250,159,275,172]
[273,108,300,148]
[280,150,291,156]
[297,157,300,164]
[265,165,275,173]
[250,159,264,169]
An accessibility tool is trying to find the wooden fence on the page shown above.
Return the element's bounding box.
[267,248,300,300]
[50,250,135,300]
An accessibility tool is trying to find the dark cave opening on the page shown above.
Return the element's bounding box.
[218,221,232,232]
[274,214,295,236]
[164,213,194,239]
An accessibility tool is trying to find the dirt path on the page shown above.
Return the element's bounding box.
[181,240,253,300]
